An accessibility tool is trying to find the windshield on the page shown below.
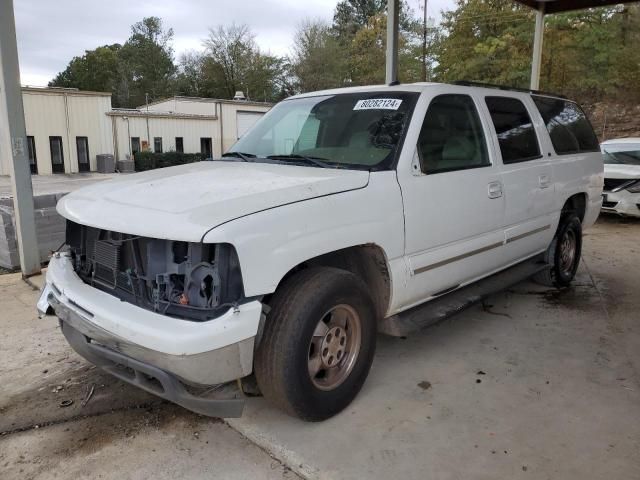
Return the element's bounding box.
[603,146,640,165]
[227,92,419,170]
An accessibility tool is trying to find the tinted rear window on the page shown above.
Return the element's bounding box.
[485,96,541,164]
[532,96,600,154]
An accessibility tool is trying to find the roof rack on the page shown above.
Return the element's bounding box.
[451,80,567,99]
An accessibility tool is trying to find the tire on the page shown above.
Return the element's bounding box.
[254,267,377,421]
[533,213,582,288]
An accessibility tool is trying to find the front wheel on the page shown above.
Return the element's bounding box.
[534,214,582,288]
[254,267,377,421]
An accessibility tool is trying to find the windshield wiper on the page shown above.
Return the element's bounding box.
[221,151,257,162]
[266,154,332,169]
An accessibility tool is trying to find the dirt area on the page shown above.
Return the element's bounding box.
[1,215,639,480]
[585,102,640,140]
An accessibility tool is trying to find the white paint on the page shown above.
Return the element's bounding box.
[601,138,640,217]
[47,82,603,370]
[56,161,369,241]
[44,253,263,355]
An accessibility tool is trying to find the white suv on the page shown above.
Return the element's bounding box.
[38,82,603,421]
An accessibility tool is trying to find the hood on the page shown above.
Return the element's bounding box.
[604,164,640,179]
[58,162,369,241]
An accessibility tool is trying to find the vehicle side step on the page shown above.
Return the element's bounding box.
[379,254,548,337]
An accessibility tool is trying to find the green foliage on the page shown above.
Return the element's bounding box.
[432,1,640,103]
[291,20,348,92]
[134,151,205,172]
[50,16,176,108]
[49,44,123,100]
[202,24,291,102]
[118,17,176,107]
[50,4,640,107]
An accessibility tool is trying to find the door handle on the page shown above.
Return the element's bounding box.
[488,181,503,199]
[539,174,551,188]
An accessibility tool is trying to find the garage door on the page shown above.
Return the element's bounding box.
[236,111,264,139]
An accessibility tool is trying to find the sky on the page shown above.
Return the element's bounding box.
[13,0,454,87]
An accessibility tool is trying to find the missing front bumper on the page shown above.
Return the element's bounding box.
[60,318,245,418]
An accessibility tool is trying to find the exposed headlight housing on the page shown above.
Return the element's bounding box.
[65,221,244,321]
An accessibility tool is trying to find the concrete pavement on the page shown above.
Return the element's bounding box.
[1,216,639,479]
[0,273,298,480]
[229,216,640,480]
[0,173,123,198]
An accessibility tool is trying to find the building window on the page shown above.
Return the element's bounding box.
[175,137,184,153]
[131,137,141,155]
[49,136,65,173]
[76,136,90,172]
[154,137,163,153]
[200,137,212,158]
[485,96,541,164]
[27,136,37,174]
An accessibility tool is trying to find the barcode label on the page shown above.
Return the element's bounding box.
[353,99,403,110]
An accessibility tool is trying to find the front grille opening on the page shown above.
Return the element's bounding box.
[65,221,245,321]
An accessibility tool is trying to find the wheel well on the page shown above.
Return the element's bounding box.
[268,245,391,320]
[562,193,586,222]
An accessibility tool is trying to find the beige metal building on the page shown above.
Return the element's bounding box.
[0,87,114,176]
[109,97,271,161]
[0,88,271,176]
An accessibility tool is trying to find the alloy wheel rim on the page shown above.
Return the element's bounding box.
[559,229,577,276]
[307,304,362,391]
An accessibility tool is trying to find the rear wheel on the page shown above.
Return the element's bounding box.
[254,267,377,421]
[534,213,582,288]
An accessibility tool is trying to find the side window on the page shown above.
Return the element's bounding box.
[532,96,599,154]
[485,96,541,164]
[417,94,489,174]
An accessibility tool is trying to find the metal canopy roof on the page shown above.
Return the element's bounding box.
[514,0,637,14]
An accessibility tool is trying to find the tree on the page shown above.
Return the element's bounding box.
[49,44,124,102]
[119,16,177,106]
[202,24,289,102]
[50,16,177,107]
[291,20,348,92]
[431,0,640,103]
[432,0,534,87]
[173,51,206,97]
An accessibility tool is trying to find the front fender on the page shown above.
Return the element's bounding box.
[203,171,405,297]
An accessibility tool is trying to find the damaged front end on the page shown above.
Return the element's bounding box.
[65,220,246,321]
[38,220,264,417]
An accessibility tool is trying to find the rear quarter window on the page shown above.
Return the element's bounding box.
[532,96,600,154]
[485,96,541,164]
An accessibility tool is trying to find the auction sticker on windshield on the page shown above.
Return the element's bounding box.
[353,99,403,110]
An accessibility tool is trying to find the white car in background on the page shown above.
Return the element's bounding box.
[601,138,640,217]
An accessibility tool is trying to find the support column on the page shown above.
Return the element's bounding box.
[386,0,400,85]
[530,3,545,90]
[0,0,40,276]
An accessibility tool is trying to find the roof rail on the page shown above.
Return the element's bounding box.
[451,80,567,99]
